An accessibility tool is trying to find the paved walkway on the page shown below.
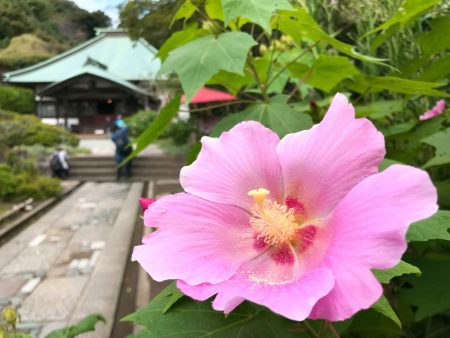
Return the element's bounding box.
[79,137,164,156]
[0,182,143,337]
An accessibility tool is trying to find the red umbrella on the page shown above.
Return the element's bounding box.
[181,87,237,104]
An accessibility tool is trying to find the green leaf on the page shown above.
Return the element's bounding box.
[418,55,450,82]
[157,27,210,62]
[45,314,106,338]
[371,296,402,328]
[367,0,441,36]
[159,32,256,103]
[274,8,385,64]
[124,283,298,338]
[422,128,450,168]
[252,57,289,93]
[222,0,292,33]
[124,96,181,163]
[302,55,359,92]
[171,0,197,25]
[210,96,313,138]
[417,16,450,55]
[407,210,450,242]
[436,179,450,208]
[355,100,404,119]
[347,75,450,97]
[381,122,416,137]
[379,158,402,171]
[162,284,184,314]
[205,0,224,20]
[372,261,421,284]
[186,142,202,165]
[398,258,450,321]
[208,70,254,95]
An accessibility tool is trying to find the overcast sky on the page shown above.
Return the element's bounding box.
[71,0,125,27]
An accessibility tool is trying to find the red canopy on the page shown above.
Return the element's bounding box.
[181,87,237,104]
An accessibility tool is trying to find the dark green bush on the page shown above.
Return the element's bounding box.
[14,174,61,201]
[0,164,60,202]
[0,164,18,199]
[0,85,33,114]
[163,119,195,145]
[0,109,79,147]
[125,110,196,145]
[125,110,157,137]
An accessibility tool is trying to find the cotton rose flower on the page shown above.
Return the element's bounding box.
[419,99,446,120]
[139,198,156,212]
[133,93,437,321]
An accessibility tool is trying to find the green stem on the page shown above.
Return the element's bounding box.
[266,40,320,89]
[303,321,320,338]
[180,100,253,113]
[247,57,270,102]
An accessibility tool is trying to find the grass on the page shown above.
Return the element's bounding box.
[0,202,13,217]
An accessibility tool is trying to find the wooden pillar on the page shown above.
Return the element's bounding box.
[63,99,68,129]
[56,99,60,126]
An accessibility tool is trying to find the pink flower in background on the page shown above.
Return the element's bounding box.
[139,198,156,212]
[419,99,446,120]
[133,93,437,321]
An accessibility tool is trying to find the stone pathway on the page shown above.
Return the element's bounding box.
[79,137,164,156]
[0,182,143,337]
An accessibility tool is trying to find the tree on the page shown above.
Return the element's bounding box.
[120,0,184,48]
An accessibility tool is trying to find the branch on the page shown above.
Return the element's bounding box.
[266,40,320,89]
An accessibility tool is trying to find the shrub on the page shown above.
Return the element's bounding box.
[0,164,61,202]
[0,85,33,114]
[0,109,79,148]
[125,110,157,137]
[14,174,61,201]
[163,119,195,145]
[0,164,18,199]
[125,110,197,145]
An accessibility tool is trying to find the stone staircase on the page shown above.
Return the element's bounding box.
[68,156,184,181]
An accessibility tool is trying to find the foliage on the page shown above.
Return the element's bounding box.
[120,0,184,49]
[0,110,79,149]
[0,85,33,114]
[45,313,106,338]
[125,108,197,146]
[125,110,158,138]
[0,164,61,202]
[0,0,110,69]
[126,0,450,336]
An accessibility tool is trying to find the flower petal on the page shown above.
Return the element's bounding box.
[310,164,437,320]
[180,121,283,210]
[179,268,334,321]
[132,193,259,285]
[309,263,382,321]
[277,93,385,217]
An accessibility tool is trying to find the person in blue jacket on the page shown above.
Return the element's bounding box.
[111,119,133,180]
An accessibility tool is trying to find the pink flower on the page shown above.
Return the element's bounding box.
[139,198,156,212]
[132,93,437,321]
[419,99,446,120]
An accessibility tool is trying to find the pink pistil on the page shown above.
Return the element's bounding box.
[285,196,306,217]
[271,245,295,264]
[297,225,317,253]
[253,235,267,250]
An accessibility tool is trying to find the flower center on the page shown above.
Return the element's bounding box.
[248,188,298,246]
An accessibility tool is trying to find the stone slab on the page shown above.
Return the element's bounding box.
[69,182,143,337]
[19,276,88,322]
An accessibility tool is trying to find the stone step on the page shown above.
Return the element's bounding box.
[68,176,179,182]
[70,156,183,163]
[70,167,180,176]
[69,161,183,169]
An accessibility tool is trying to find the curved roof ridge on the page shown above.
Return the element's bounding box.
[3,34,107,79]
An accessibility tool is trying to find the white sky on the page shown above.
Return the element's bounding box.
[71,0,125,27]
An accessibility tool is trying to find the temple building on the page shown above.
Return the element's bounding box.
[2,29,161,133]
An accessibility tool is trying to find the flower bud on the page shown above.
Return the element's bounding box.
[1,306,17,325]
